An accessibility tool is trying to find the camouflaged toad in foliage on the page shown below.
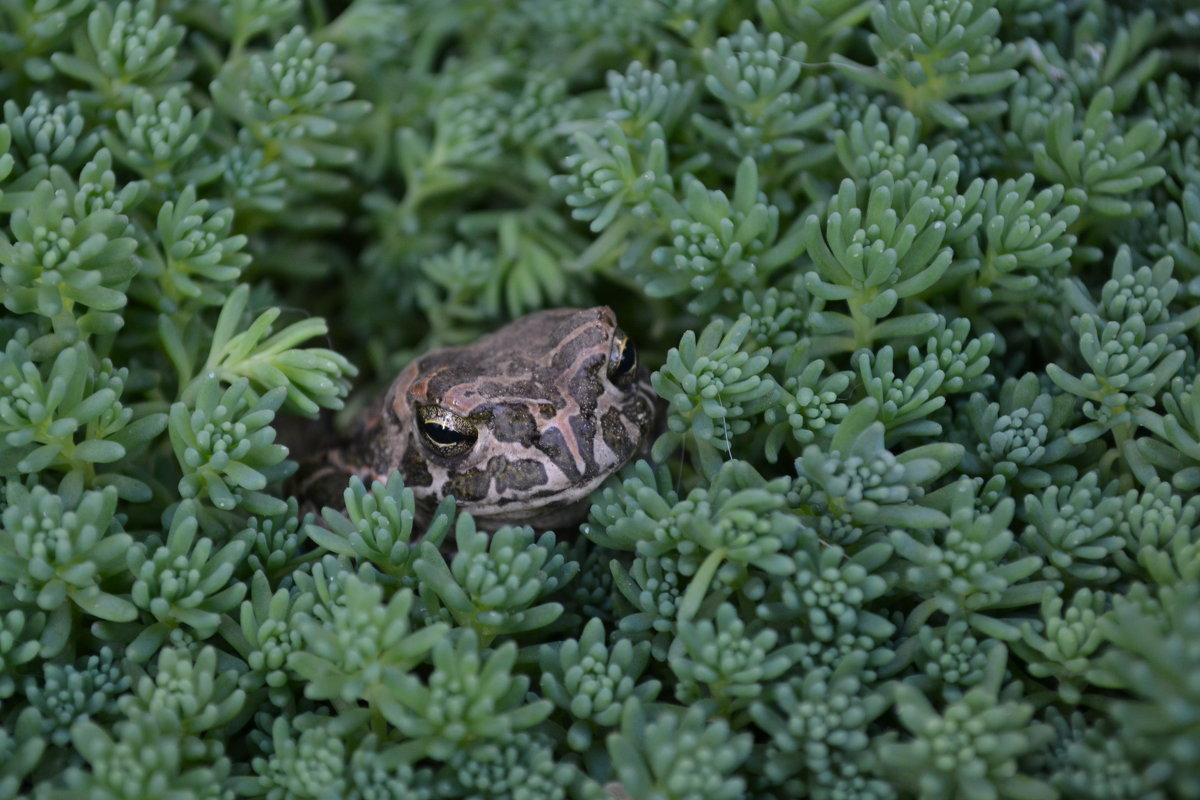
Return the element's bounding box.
[0,0,1199,798]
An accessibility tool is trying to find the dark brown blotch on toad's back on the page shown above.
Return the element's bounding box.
[534,427,583,483]
[400,443,433,487]
[444,454,548,501]
[568,416,599,475]
[443,463,490,502]
[601,406,635,460]
[488,403,539,445]
[566,358,605,417]
[490,456,549,494]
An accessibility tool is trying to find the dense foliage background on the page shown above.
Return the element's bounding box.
[1,0,1199,797]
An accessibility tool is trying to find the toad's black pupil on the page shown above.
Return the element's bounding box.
[614,341,637,375]
[422,420,468,444]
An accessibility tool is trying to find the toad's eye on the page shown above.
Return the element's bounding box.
[416,406,477,457]
[608,329,638,382]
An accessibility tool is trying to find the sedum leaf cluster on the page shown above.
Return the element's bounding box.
[0,0,1198,798]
